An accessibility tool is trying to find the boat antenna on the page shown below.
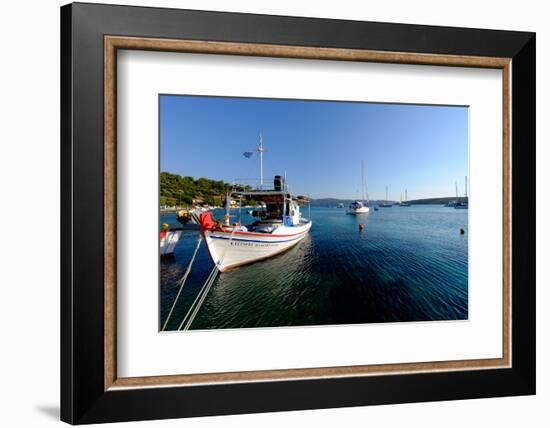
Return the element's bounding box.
[258,132,265,189]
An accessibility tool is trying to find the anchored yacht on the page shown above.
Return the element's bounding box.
[347,160,370,215]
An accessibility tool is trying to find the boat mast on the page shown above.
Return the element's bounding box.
[361,160,365,203]
[258,132,265,189]
[386,185,388,202]
[455,181,458,198]
[464,176,468,197]
[283,170,287,223]
[405,189,408,202]
[224,191,231,225]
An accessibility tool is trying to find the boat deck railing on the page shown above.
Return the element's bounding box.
[230,179,310,206]
[231,178,290,194]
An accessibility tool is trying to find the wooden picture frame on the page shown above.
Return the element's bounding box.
[61,2,535,424]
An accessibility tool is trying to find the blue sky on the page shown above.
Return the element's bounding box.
[160,95,468,200]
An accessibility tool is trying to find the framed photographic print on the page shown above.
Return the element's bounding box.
[61,2,535,424]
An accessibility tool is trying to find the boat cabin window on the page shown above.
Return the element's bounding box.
[265,202,281,219]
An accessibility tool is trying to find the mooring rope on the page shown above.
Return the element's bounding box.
[161,234,203,331]
[179,265,219,330]
[178,226,237,330]
[177,264,219,330]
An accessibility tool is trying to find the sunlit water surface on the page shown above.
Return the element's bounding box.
[160,205,468,330]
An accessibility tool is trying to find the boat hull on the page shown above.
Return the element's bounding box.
[160,230,182,256]
[203,222,312,272]
[346,206,370,215]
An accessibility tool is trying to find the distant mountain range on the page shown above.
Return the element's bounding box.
[310,196,468,206]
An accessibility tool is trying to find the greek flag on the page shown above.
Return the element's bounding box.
[243,151,254,158]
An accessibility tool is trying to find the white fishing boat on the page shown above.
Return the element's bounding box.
[347,160,370,215]
[199,135,312,272]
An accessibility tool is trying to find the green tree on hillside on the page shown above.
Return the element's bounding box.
[160,172,231,207]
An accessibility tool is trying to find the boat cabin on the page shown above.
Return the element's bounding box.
[227,175,310,231]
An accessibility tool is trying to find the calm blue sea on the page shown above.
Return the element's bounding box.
[160,205,468,330]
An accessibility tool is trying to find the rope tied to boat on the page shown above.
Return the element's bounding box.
[178,226,237,330]
[161,234,203,331]
[178,265,219,330]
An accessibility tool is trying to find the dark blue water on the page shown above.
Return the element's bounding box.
[160,205,468,330]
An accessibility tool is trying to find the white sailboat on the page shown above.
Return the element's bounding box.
[380,186,393,207]
[444,182,459,207]
[400,189,411,207]
[199,134,312,272]
[454,176,469,209]
[347,160,370,215]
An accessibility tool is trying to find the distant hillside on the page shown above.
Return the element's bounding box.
[407,196,468,205]
[160,172,260,207]
[311,196,467,206]
[311,198,397,206]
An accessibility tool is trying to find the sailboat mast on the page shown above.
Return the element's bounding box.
[455,182,458,198]
[258,132,264,189]
[405,189,408,202]
[361,160,365,203]
[465,175,468,197]
[386,185,388,202]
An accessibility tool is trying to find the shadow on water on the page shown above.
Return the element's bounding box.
[160,206,468,330]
